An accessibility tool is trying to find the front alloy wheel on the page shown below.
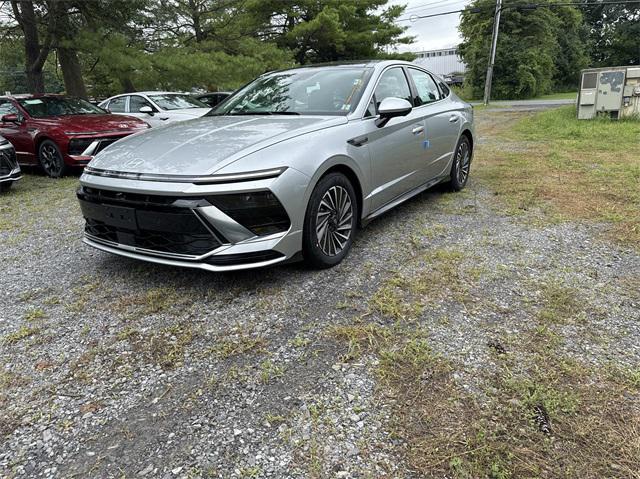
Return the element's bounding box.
[38,140,67,178]
[449,135,471,191]
[303,172,357,268]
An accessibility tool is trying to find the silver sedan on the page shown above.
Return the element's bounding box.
[77,60,474,271]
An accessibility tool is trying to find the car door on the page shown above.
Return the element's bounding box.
[362,67,427,211]
[0,99,34,164]
[406,68,460,181]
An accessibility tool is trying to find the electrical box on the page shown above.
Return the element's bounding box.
[578,66,640,120]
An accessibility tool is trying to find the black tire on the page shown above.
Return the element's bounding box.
[38,139,68,178]
[303,172,358,269]
[449,135,472,191]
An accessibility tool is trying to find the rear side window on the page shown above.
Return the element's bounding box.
[408,68,441,105]
[438,81,450,97]
[107,96,127,113]
[368,67,412,115]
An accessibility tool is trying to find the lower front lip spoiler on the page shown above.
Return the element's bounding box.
[83,236,288,272]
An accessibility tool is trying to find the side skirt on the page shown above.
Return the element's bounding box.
[360,175,448,227]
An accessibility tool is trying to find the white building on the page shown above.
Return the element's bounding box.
[412,47,466,77]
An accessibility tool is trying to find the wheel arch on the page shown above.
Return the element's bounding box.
[460,128,474,155]
[307,158,365,226]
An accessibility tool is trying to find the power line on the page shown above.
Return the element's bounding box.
[396,0,640,21]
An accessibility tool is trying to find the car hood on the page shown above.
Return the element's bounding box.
[33,114,148,133]
[88,115,347,176]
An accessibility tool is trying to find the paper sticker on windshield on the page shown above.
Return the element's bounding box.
[24,99,43,105]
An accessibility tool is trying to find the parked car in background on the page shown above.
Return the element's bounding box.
[0,95,150,177]
[77,61,474,272]
[194,91,231,108]
[99,92,211,127]
[0,135,20,191]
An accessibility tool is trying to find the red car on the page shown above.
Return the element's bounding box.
[0,94,150,177]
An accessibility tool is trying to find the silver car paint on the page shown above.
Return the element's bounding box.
[81,60,474,271]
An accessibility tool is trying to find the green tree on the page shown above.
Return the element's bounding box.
[246,0,413,64]
[581,1,640,66]
[459,0,588,99]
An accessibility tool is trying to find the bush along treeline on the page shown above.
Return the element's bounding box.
[459,0,640,100]
[0,0,415,97]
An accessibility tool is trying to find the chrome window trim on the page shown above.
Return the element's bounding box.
[405,67,449,110]
[359,64,449,120]
[83,166,288,184]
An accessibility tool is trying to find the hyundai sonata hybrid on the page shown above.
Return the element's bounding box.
[77,60,474,271]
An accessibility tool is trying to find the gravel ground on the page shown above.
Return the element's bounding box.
[1,108,638,478]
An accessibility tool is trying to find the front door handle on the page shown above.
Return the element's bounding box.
[411,125,424,135]
[449,115,459,123]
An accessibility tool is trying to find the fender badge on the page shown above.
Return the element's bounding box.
[422,140,431,149]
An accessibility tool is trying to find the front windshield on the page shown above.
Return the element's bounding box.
[148,94,208,110]
[18,97,106,117]
[211,67,373,116]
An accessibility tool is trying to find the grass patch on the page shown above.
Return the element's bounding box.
[3,325,39,344]
[0,174,79,233]
[372,273,640,478]
[208,333,267,359]
[476,106,640,247]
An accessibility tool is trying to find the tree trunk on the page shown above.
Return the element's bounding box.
[11,0,51,93]
[58,47,87,98]
[54,9,88,98]
[120,77,136,93]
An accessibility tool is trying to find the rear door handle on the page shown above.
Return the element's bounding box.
[411,125,424,135]
[449,115,459,123]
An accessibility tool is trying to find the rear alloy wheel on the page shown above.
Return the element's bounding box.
[303,172,357,269]
[38,140,68,178]
[449,135,471,191]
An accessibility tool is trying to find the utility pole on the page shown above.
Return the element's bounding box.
[483,0,502,105]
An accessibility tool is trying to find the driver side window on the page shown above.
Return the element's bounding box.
[0,100,18,116]
[108,96,127,113]
[129,95,153,113]
[366,68,412,116]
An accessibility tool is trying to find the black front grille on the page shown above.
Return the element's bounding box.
[68,136,126,156]
[0,146,18,176]
[95,137,124,154]
[85,218,219,256]
[78,187,223,256]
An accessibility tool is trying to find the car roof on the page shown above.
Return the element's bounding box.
[264,59,417,76]
[0,93,67,100]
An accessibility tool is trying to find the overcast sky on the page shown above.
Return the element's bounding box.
[388,0,472,52]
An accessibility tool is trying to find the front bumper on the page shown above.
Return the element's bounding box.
[0,143,21,184]
[77,167,309,271]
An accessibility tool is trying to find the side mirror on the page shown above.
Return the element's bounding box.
[1,113,20,124]
[139,106,154,116]
[375,97,412,127]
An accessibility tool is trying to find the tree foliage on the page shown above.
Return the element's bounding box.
[0,0,411,97]
[580,1,640,66]
[459,0,589,99]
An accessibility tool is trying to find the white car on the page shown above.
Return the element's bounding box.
[99,92,211,127]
